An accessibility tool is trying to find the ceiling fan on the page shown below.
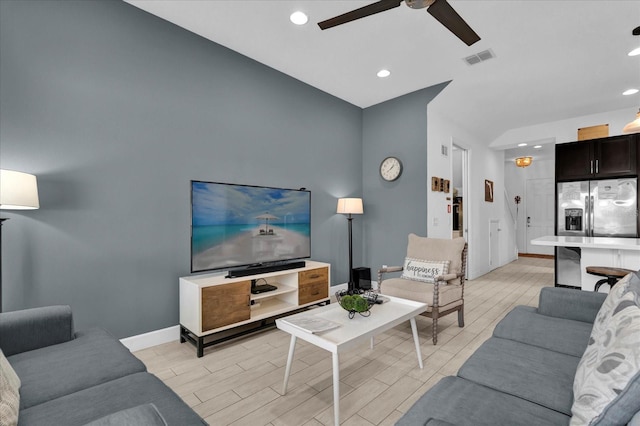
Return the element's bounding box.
[318,0,480,46]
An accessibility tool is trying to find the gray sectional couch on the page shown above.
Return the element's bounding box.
[398,283,640,426]
[0,305,205,426]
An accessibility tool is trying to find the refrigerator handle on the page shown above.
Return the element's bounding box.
[595,160,599,174]
[590,160,593,174]
[590,195,595,237]
[585,195,591,237]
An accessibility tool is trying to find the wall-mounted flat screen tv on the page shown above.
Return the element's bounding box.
[191,181,311,273]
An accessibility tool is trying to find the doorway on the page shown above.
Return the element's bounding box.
[525,178,554,255]
[452,144,469,242]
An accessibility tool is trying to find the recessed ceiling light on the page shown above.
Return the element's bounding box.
[290,11,308,25]
[534,145,542,149]
[377,69,391,78]
[623,88,639,96]
[518,143,527,147]
[628,47,640,57]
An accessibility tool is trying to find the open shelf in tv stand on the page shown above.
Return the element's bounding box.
[179,260,331,357]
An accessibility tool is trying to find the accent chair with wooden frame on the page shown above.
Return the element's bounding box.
[378,234,468,344]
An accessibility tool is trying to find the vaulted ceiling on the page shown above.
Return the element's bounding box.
[125,1,640,142]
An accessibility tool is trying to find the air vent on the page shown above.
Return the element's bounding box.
[463,49,496,66]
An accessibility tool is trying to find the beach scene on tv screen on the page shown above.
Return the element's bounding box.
[191,182,311,272]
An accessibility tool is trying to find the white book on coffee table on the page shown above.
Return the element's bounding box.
[279,316,340,334]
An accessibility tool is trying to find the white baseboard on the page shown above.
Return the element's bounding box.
[120,325,180,352]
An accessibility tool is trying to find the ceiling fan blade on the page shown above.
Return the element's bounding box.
[427,0,480,46]
[318,0,403,30]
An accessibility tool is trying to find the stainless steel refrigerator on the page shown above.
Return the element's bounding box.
[555,177,638,287]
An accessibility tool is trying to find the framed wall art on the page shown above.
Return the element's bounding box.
[484,179,494,202]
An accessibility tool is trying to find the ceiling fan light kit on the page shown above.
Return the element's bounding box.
[405,0,436,9]
[317,0,480,46]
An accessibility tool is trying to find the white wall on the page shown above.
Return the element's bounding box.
[504,157,555,253]
[491,107,636,148]
[427,104,508,280]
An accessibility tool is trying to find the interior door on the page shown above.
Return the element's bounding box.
[526,178,554,255]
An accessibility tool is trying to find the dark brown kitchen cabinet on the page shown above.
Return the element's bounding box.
[555,135,637,181]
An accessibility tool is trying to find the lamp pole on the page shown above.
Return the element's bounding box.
[347,213,355,293]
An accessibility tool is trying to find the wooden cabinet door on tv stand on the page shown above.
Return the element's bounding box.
[202,281,250,332]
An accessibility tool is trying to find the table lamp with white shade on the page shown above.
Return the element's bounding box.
[337,197,363,294]
[0,169,40,312]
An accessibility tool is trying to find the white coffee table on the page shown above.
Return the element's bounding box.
[275,295,428,426]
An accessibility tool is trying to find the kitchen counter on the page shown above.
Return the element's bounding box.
[531,236,640,251]
[531,236,640,291]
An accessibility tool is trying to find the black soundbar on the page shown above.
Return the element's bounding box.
[226,261,306,278]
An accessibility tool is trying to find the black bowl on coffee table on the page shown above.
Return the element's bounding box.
[335,290,378,319]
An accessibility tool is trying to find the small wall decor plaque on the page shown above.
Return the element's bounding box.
[431,177,440,191]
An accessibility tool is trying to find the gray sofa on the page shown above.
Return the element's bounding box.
[0,306,205,426]
[398,284,640,426]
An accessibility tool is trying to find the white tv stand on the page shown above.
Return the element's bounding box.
[179,260,331,357]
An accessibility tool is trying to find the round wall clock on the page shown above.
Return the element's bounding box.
[380,156,403,182]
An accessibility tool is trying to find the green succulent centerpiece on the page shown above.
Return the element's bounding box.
[336,291,378,319]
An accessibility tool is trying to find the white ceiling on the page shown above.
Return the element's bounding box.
[125,0,640,142]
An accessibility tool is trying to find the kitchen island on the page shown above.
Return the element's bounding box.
[531,236,640,291]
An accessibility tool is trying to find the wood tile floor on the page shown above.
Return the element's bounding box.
[134,257,554,425]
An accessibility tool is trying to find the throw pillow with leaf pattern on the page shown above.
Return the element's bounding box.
[570,272,640,426]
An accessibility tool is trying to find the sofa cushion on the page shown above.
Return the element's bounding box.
[570,272,640,426]
[0,349,21,426]
[493,305,594,357]
[83,403,167,426]
[457,337,580,415]
[8,328,146,409]
[18,372,206,426]
[397,376,571,426]
[0,305,74,357]
[425,419,457,426]
[538,287,607,324]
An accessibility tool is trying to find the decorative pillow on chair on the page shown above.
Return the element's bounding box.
[0,349,21,426]
[570,272,640,426]
[401,258,450,283]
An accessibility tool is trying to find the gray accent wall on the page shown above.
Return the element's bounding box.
[1,0,446,339]
[0,0,362,337]
[362,84,448,275]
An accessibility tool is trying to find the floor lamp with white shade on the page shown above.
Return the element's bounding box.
[0,169,40,312]
[337,197,363,294]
